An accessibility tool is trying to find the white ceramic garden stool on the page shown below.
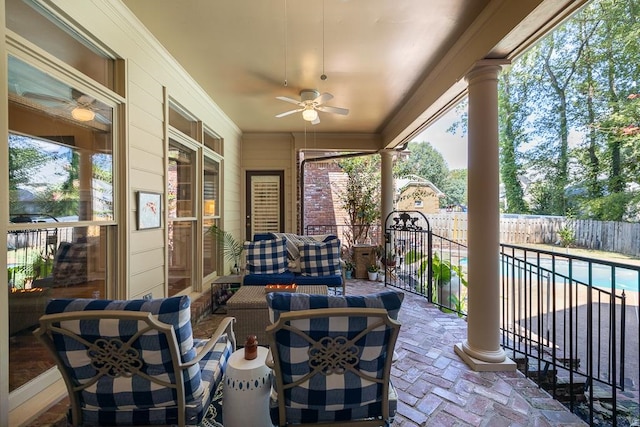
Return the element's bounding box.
[223,346,273,427]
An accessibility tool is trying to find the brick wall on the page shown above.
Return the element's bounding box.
[303,161,343,230]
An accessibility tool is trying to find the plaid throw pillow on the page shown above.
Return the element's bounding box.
[244,237,289,274]
[298,238,341,276]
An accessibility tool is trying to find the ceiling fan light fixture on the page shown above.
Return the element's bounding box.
[71,107,95,122]
[302,107,318,122]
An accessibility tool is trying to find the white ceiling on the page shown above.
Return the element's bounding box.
[122,0,588,147]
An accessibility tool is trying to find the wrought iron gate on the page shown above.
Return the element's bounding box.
[383,211,432,300]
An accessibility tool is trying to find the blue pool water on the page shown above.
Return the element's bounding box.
[461,256,640,292]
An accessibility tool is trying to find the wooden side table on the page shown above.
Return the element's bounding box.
[223,346,272,427]
[353,244,376,279]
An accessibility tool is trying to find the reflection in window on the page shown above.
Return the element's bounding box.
[203,157,219,217]
[203,157,221,278]
[8,225,109,392]
[168,142,194,218]
[168,140,195,295]
[8,134,113,222]
[7,56,116,394]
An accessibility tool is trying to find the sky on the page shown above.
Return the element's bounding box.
[413,108,468,170]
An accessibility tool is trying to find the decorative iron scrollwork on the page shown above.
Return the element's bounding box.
[88,338,143,377]
[389,212,423,231]
[308,336,360,375]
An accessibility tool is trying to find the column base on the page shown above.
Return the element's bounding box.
[454,343,516,372]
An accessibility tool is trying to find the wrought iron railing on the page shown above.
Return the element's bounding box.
[500,244,639,426]
[307,217,640,425]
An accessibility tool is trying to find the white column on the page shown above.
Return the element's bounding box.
[379,150,395,228]
[454,61,516,372]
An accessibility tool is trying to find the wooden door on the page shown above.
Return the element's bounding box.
[246,171,284,239]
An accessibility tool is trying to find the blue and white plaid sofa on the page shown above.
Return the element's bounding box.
[243,233,344,293]
[35,296,235,426]
[265,290,403,425]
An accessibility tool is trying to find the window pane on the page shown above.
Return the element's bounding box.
[168,221,193,296]
[204,130,222,155]
[8,225,110,391]
[204,157,219,217]
[169,105,198,140]
[203,219,220,277]
[6,0,114,89]
[168,141,194,218]
[8,56,114,223]
[8,134,113,222]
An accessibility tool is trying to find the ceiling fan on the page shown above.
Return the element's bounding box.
[275,89,349,125]
[21,88,111,124]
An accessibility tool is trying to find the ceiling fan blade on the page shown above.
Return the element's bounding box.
[317,105,349,115]
[276,96,302,106]
[22,92,69,104]
[314,92,333,105]
[94,112,112,125]
[275,108,303,118]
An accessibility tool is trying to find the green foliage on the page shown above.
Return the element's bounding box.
[579,191,640,221]
[481,0,640,220]
[441,169,468,208]
[405,250,467,288]
[336,157,380,245]
[27,251,54,279]
[207,225,244,267]
[498,69,529,213]
[394,142,449,190]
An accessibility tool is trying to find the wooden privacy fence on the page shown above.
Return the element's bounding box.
[425,213,640,258]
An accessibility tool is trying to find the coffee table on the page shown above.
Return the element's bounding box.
[227,285,327,345]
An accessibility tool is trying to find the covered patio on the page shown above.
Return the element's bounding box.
[32,279,587,426]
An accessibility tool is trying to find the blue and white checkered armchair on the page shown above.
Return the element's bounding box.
[34,296,236,426]
[265,291,403,426]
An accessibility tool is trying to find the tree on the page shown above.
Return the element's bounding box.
[499,64,530,213]
[441,169,467,208]
[336,156,380,246]
[394,141,449,190]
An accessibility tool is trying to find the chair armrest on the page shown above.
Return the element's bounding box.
[265,348,275,370]
[182,316,236,368]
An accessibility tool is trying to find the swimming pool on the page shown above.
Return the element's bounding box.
[507,257,640,292]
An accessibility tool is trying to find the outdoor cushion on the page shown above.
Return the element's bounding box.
[40,296,234,425]
[298,238,342,276]
[46,296,204,407]
[266,289,404,323]
[244,237,289,274]
[242,271,295,286]
[292,273,343,286]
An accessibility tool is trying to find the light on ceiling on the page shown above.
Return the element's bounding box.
[71,107,95,122]
[302,108,318,122]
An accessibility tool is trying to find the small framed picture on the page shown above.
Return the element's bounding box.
[137,191,162,230]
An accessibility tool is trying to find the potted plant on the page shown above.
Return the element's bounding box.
[367,264,378,281]
[343,261,354,279]
[428,253,467,309]
[207,225,244,275]
[384,251,397,267]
